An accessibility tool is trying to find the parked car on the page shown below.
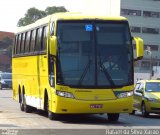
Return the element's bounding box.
[132,80,160,117]
[0,72,12,89]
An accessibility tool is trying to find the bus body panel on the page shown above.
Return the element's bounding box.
[12,54,49,109]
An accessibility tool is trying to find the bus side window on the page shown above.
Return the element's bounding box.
[25,31,31,53]
[17,34,22,54]
[20,33,23,54]
[30,29,36,53]
[35,28,42,52]
[21,32,27,54]
[41,26,47,51]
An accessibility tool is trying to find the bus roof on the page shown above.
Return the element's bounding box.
[51,12,127,21]
[15,12,128,34]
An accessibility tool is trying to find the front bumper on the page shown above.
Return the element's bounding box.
[51,96,133,114]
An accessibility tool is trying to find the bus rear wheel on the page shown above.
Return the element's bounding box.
[19,93,24,111]
[107,113,119,122]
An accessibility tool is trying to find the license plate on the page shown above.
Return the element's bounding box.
[90,104,103,108]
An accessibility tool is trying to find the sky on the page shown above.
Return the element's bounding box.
[0,0,86,32]
[0,0,120,33]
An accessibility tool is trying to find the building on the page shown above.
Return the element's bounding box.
[0,31,14,72]
[121,0,160,80]
[0,31,14,49]
[0,31,14,41]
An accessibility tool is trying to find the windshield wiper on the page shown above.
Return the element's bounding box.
[98,55,115,86]
[78,59,91,85]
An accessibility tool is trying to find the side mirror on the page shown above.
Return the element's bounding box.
[50,36,57,56]
[133,37,144,61]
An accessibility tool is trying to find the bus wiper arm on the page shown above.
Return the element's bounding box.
[99,59,115,86]
[78,60,91,85]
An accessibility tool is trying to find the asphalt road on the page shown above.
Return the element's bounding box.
[0,89,160,134]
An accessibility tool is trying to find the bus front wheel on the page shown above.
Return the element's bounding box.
[107,113,119,122]
[48,111,59,120]
[45,95,59,120]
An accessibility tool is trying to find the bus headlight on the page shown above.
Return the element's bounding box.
[115,91,133,98]
[56,90,74,98]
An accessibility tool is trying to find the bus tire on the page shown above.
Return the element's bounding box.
[48,111,59,120]
[45,95,59,120]
[19,93,24,111]
[107,113,119,122]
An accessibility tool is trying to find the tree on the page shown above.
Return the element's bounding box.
[17,6,67,27]
[45,6,67,15]
[17,7,46,27]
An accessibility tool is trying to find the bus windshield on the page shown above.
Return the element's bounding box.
[56,20,133,88]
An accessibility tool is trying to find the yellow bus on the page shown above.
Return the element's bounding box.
[12,12,144,122]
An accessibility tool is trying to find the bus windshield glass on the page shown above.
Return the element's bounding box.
[56,20,133,88]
